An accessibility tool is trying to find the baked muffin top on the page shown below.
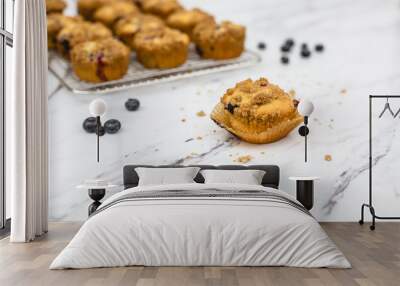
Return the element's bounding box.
[166,8,213,34]
[193,20,245,44]
[114,14,165,39]
[57,22,112,54]
[47,14,83,35]
[71,38,130,64]
[221,78,299,122]
[141,0,183,18]
[46,0,67,14]
[134,27,189,51]
[93,2,140,26]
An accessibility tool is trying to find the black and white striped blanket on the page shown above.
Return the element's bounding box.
[91,189,311,217]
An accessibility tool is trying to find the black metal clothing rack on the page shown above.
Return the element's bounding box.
[359,95,400,230]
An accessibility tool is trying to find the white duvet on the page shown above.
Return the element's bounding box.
[50,183,350,269]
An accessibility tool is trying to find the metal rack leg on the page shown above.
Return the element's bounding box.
[359,204,376,230]
[370,206,376,231]
[359,204,366,225]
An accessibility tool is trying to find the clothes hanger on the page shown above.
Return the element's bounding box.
[379,97,395,118]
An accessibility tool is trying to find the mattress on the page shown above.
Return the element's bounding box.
[50,183,350,269]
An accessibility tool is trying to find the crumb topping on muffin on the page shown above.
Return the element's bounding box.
[166,8,213,37]
[141,0,183,18]
[193,20,245,45]
[221,78,299,123]
[93,2,140,27]
[71,38,130,63]
[46,0,67,14]
[47,14,83,36]
[57,22,112,56]
[134,27,189,50]
[114,14,165,45]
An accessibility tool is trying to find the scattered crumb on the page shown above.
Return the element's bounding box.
[190,152,198,156]
[324,154,332,161]
[288,89,296,97]
[213,130,217,133]
[260,151,265,155]
[330,119,334,122]
[196,111,206,117]
[229,154,233,157]
[340,89,347,95]
[179,107,184,111]
[181,118,186,122]
[185,138,194,142]
[154,148,159,152]
[196,136,203,140]
[235,155,253,163]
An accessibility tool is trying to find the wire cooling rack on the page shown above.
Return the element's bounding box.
[48,46,261,94]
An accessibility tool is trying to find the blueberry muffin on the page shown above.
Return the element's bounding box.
[56,22,112,58]
[140,0,183,19]
[211,78,303,144]
[134,27,189,68]
[47,14,83,49]
[93,1,140,27]
[166,8,213,39]
[193,20,246,60]
[77,0,113,20]
[71,38,131,82]
[114,14,165,49]
[46,0,66,14]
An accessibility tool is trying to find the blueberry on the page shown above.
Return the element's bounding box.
[226,103,236,114]
[281,56,289,64]
[301,49,311,58]
[315,44,324,52]
[125,98,140,111]
[285,38,294,47]
[60,38,70,53]
[281,44,291,53]
[104,119,121,134]
[83,117,98,133]
[257,42,266,50]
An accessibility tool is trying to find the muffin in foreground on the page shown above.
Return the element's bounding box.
[70,38,131,83]
[140,0,183,19]
[211,78,303,144]
[193,20,245,60]
[166,8,214,39]
[46,0,67,14]
[56,22,112,58]
[134,27,190,68]
[47,14,83,49]
[114,14,165,49]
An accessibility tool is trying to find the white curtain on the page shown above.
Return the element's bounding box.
[8,0,48,242]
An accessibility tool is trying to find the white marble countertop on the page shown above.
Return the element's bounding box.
[49,0,400,221]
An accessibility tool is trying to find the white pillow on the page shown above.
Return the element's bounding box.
[135,167,201,186]
[200,169,266,185]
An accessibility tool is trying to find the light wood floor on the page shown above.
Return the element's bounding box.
[0,222,399,286]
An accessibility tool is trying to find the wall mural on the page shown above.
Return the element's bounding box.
[48,0,400,221]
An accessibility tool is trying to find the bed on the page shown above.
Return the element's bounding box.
[50,165,350,269]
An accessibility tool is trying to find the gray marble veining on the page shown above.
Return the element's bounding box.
[49,0,400,221]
